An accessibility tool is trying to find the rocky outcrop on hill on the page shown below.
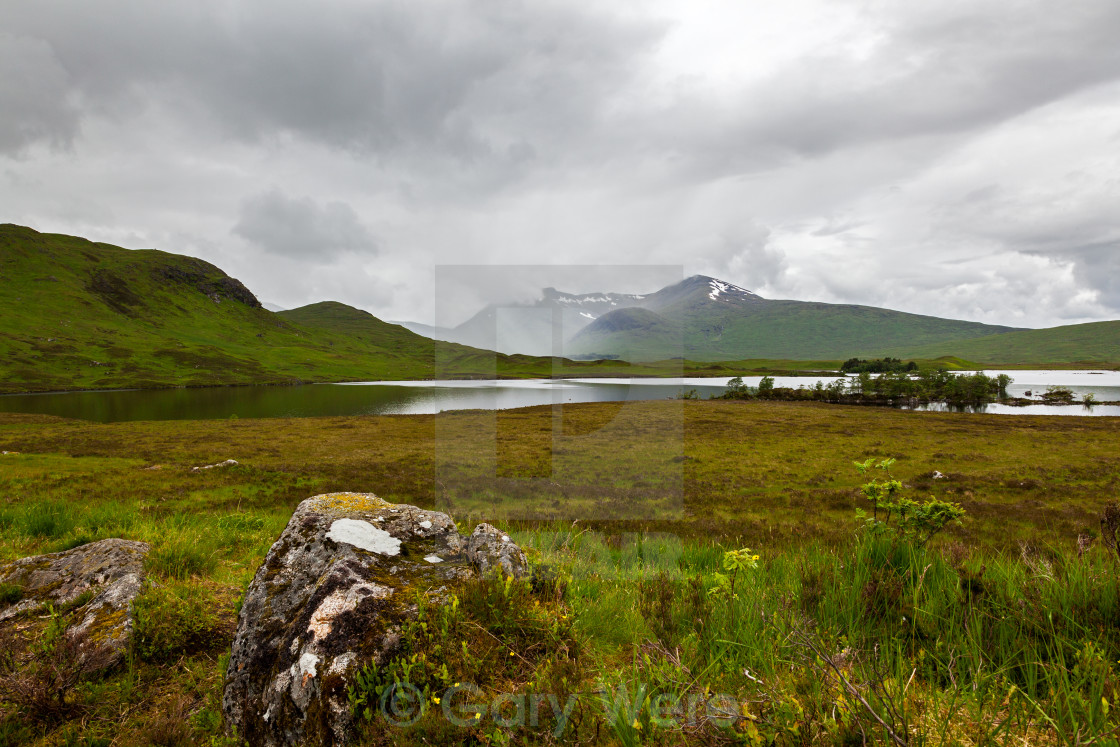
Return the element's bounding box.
[222,493,529,746]
[153,260,262,308]
[0,538,150,670]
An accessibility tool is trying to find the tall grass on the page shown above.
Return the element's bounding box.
[522,528,1120,743]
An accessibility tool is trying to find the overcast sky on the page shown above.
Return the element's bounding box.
[3,0,1120,328]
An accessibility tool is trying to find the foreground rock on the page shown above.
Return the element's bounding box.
[466,522,531,578]
[0,538,149,670]
[223,493,529,746]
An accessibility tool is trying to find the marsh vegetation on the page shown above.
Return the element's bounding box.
[0,400,1117,744]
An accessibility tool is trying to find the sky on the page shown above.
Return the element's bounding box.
[3,0,1120,328]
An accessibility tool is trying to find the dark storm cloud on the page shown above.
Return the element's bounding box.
[234,190,376,259]
[3,1,660,165]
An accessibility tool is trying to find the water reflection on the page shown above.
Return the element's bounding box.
[0,371,1116,423]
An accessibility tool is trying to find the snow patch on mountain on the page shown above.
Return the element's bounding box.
[545,292,646,306]
[708,279,756,301]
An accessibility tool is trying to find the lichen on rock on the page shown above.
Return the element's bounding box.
[222,492,530,746]
[466,523,531,579]
[0,538,149,670]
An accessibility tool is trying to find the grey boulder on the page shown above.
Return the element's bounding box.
[0,538,150,670]
[222,492,530,746]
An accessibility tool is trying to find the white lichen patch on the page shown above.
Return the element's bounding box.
[307,583,392,642]
[326,519,401,555]
[419,520,432,529]
[328,652,355,676]
[299,652,319,678]
[423,555,443,564]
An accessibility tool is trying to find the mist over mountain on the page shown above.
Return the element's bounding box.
[399,274,1026,361]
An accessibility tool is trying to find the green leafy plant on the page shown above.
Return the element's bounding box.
[853,458,965,548]
[1042,385,1076,404]
[132,583,228,662]
[710,547,759,599]
[722,376,750,399]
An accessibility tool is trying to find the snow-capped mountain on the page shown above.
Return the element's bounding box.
[394,274,1020,361]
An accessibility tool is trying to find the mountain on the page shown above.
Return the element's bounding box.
[399,286,656,356]
[569,276,1024,360]
[572,276,1120,364]
[0,224,441,392]
[409,273,1027,362]
[390,320,443,339]
[0,225,638,394]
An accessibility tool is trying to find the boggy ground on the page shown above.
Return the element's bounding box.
[0,401,1117,744]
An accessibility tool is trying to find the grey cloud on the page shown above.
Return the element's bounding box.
[1044,243,1120,311]
[4,0,661,171]
[922,159,1120,314]
[699,226,787,290]
[0,34,79,153]
[677,2,1120,177]
[2,1,1119,329]
[233,190,376,259]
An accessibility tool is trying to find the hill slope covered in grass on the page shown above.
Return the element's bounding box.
[882,320,1120,367]
[0,225,644,393]
[561,275,1022,360]
[275,300,649,380]
[566,275,1120,366]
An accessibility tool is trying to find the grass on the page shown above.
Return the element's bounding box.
[570,298,1029,363]
[0,401,1118,743]
[885,320,1120,368]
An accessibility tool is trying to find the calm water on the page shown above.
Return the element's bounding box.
[0,371,1117,423]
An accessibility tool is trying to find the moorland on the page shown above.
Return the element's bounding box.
[0,400,1118,744]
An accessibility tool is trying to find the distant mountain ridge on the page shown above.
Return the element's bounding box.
[401,275,766,356]
[399,274,1035,361]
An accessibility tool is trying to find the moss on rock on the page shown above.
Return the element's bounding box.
[0,538,149,671]
[222,493,529,746]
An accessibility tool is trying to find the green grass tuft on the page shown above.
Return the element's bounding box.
[0,583,23,605]
[132,582,231,662]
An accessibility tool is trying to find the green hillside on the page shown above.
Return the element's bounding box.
[0,225,667,394]
[570,295,1022,361]
[0,225,451,393]
[6,225,1110,396]
[883,320,1120,367]
[276,301,647,380]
